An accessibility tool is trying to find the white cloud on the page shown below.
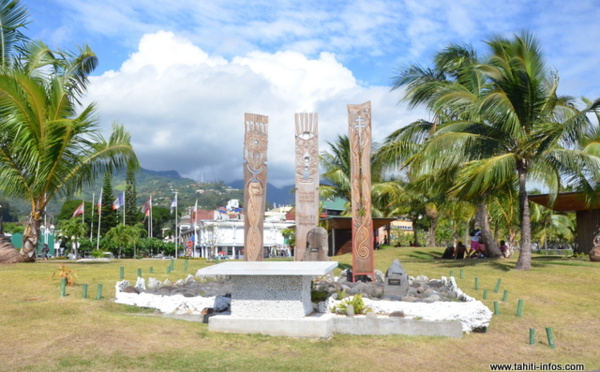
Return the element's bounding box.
[86,31,414,187]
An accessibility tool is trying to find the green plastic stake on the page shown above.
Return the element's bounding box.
[82,284,88,299]
[60,278,67,297]
[494,301,500,315]
[529,328,535,345]
[516,299,524,317]
[449,270,454,277]
[546,327,556,349]
[502,289,509,302]
[483,289,488,299]
[167,266,171,274]
[459,269,464,278]
[184,260,189,271]
[494,278,502,293]
[170,259,175,270]
[149,266,153,274]
[474,277,479,290]
[137,268,142,277]
[119,266,124,279]
[96,284,103,300]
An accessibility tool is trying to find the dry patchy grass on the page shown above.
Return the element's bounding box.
[0,250,598,371]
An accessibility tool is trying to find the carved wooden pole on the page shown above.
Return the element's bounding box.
[294,113,319,261]
[243,113,268,261]
[348,101,374,280]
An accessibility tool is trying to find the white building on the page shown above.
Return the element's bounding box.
[179,204,293,259]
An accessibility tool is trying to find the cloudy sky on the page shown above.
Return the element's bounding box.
[24,0,600,187]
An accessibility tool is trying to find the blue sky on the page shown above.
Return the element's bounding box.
[22,0,600,187]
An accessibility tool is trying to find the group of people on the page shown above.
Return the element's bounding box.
[441,228,510,259]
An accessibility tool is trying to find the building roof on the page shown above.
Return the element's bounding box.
[322,197,347,211]
[528,192,600,212]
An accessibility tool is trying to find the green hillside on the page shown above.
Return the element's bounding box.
[0,168,243,223]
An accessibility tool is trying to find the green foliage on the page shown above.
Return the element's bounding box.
[330,294,372,315]
[310,289,330,303]
[124,164,139,226]
[280,228,296,249]
[90,250,105,258]
[100,173,118,235]
[2,222,23,234]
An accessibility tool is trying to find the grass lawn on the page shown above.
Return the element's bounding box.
[1,247,598,372]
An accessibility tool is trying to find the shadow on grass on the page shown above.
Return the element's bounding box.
[433,258,513,272]
[408,250,439,260]
[530,256,598,268]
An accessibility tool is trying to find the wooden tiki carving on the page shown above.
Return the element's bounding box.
[294,113,319,261]
[347,101,374,279]
[243,113,268,261]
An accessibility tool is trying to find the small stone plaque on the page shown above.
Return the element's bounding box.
[387,278,401,286]
[384,259,409,297]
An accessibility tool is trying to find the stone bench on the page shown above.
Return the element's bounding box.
[195,261,338,319]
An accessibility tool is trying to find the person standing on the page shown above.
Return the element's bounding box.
[468,229,482,258]
[41,244,50,260]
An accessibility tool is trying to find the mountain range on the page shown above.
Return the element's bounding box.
[0,168,296,221]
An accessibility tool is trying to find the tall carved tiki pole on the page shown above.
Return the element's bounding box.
[294,113,319,261]
[243,113,268,261]
[348,101,374,280]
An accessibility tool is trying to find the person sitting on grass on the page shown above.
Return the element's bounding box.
[442,245,455,259]
[455,241,467,259]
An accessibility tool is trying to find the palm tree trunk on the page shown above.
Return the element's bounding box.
[477,201,502,257]
[425,218,438,247]
[411,218,419,246]
[515,168,532,270]
[19,214,42,261]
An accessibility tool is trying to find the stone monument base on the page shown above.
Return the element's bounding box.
[209,313,334,338]
[208,313,463,339]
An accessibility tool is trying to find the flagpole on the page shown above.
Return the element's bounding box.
[90,193,94,240]
[194,199,198,258]
[150,194,154,238]
[81,198,85,223]
[122,192,126,225]
[173,191,178,258]
[96,190,102,251]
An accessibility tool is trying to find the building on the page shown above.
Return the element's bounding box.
[179,200,292,259]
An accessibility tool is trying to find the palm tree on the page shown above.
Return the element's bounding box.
[410,33,600,270]
[104,224,144,258]
[530,204,575,250]
[0,2,138,263]
[320,135,352,212]
[59,218,89,259]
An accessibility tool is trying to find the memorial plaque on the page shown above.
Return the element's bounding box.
[294,112,319,261]
[348,101,374,279]
[384,259,409,297]
[243,113,268,261]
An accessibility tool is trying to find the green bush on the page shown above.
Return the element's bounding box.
[330,294,372,315]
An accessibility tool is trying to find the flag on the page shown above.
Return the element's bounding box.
[97,189,103,214]
[193,199,198,226]
[170,195,177,214]
[112,192,125,210]
[72,203,84,218]
[141,196,152,217]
